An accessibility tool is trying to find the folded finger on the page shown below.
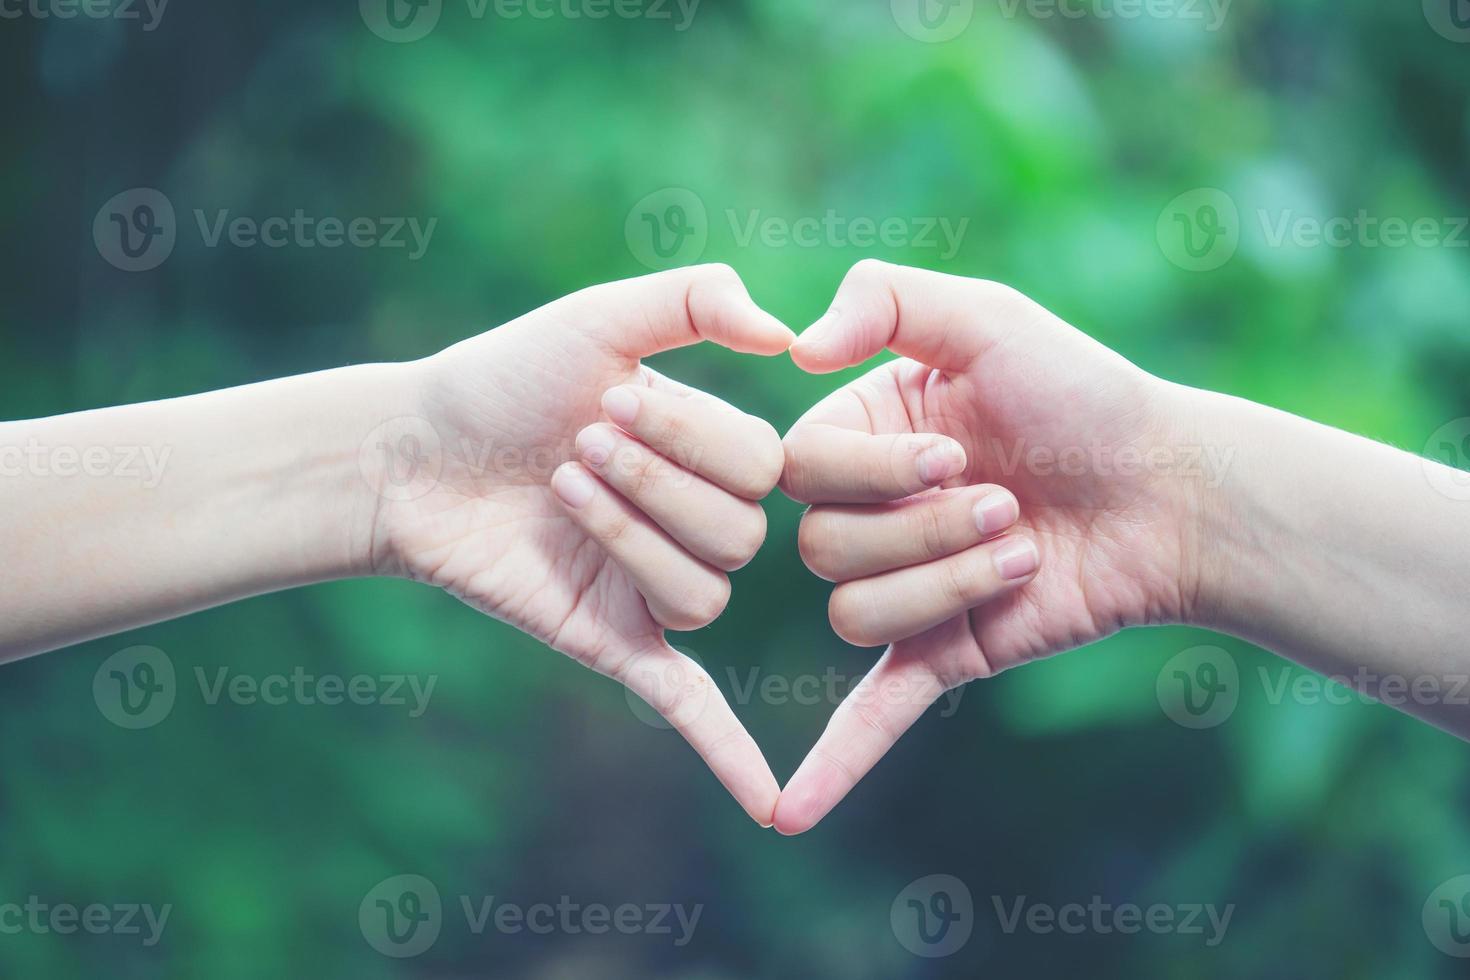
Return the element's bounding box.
[780,423,968,504]
[576,423,767,571]
[600,382,784,500]
[552,463,730,631]
[799,485,1020,582]
[828,535,1040,647]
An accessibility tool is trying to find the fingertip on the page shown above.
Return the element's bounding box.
[754,310,798,355]
[911,436,968,487]
[992,536,1041,583]
[747,776,781,829]
[973,487,1021,536]
[601,386,641,427]
[551,462,596,509]
[772,783,824,836]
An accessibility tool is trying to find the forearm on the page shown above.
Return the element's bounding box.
[1184,385,1470,735]
[0,363,414,663]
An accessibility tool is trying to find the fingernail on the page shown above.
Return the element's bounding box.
[552,465,596,509]
[973,491,1020,536]
[602,387,641,427]
[993,539,1039,582]
[914,439,965,485]
[576,427,616,468]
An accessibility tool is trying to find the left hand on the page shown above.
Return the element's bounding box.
[364,265,792,825]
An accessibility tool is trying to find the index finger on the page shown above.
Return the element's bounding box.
[772,643,954,836]
[615,643,781,827]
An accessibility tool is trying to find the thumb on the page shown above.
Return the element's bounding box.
[790,260,1022,374]
[589,263,795,359]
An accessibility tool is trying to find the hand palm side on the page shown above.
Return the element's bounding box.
[363,267,796,825]
[774,262,1201,835]
[399,306,659,674]
[836,327,1192,683]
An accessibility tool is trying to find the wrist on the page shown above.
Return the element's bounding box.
[303,359,432,581]
[1160,382,1271,633]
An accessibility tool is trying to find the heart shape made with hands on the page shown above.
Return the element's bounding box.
[392,260,1181,835]
[625,260,1177,837]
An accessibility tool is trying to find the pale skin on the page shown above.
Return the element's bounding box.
[3,261,1468,835]
[0,264,791,826]
[773,259,1470,835]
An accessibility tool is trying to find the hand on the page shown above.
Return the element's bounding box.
[366,265,792,825]
[775,260,1202,834]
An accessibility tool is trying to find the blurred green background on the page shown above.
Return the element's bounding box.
[3,0,1470,976]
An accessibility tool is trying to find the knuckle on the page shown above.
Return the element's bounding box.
[671,575,731,631]
[972,277,1025,312]
[847,696,897,741]
[622,449,664,501]
[712,505,766,571]
[848,257,892,285]
[939,554,979,608]
[656,664,714,725]
[599,511,633,547]
[652,410,690,451]
[912,498,950,560]
[741,418,785,498]
[697,261,739,284]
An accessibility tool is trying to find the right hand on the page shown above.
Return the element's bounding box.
[776,260,1207,834]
